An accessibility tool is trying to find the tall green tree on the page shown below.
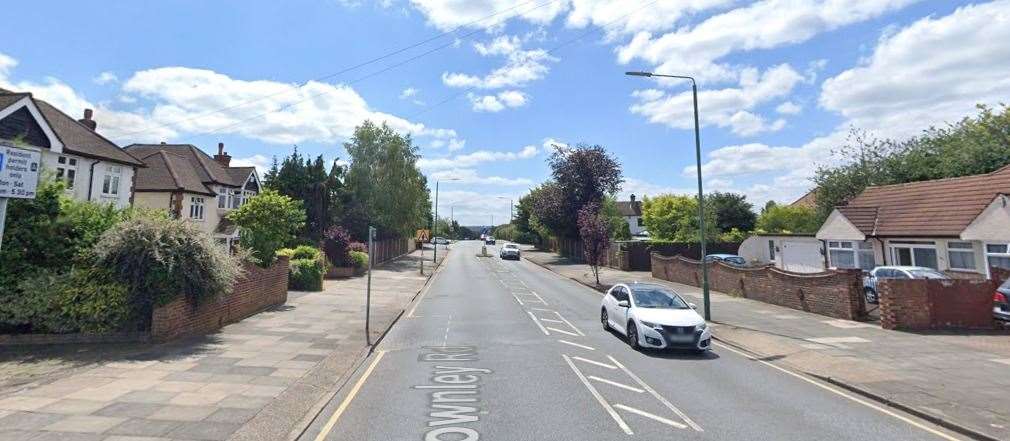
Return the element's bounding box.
[641,194,718,242]
[755,204,820,234]
[532,144,623,238]
[708,192,756,232]
[343,121,431,240]
[263,148,347,242]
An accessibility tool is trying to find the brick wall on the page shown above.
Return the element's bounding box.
[651,253,864,320]
[150,256,289,342]
[879,279,995,330]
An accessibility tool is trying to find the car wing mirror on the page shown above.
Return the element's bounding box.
[617,300,629,308]
[689,303,697,310]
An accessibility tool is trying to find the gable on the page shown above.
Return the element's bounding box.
[0,97,63,152]
[816,209,866,240]
[962,194,1010,241]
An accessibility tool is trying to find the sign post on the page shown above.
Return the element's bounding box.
[0,144,42,252]
[365,226,375,345]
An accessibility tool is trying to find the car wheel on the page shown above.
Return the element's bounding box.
[864,288,878,304]
[626,321,640,350]
[601,309,610,331]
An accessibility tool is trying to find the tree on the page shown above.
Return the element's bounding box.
[755,204,820,234]
[578,202,610,285]
[601,197,631,240]
[544,144,623,237]
[641,194,718,242]
[708,192,756,232]
[263,148,347,242]
[227,190,306,266]
[343,121,431,240]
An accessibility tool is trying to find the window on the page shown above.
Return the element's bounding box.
[856,241,875,270]
[636,217,644,227]
[768,240,776,260]
[55,156,77,190]
[101,166,121,196]
[947,242,976,271]
[231,189,243,209]
[189,197,205,220]
[827,240,875,270]
[986,243,1010,276]
[610,286,629,302]
[890,241,938,269]
[218,188,228,208]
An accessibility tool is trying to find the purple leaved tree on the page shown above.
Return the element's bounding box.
[578,202,610,286]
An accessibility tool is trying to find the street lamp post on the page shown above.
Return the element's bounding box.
[625,71,711,321]
[433,178,459,264]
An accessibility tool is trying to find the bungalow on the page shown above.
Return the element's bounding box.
[816,165,1010,278]
[125,142,259,247]
[0,88,144,207]
[617,194,646,237]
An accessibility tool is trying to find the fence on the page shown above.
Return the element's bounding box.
[371,237,411,265]
[879,279,995,331]
[540,237,740,272]
[651,254,865,320]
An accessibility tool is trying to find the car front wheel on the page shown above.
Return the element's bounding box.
[864,288,878,304]
[601,309,609,331]
[626,321,640,350]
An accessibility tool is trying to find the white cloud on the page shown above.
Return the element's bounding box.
[430,168,532,185]
[630,64,803,136]
[820,0,1010,140]
[400,87,419,99]
[775,101,802,115]
[565,0,733,37]
[418,144,538,170]
[442,35,557,89]
[468,90,528,112]
[433,189,524,225]
[231,154,272,176]
[447,138,466,151]
[541,137,568,154]
[94,71,118,85]
[683,141,831,178]
[473,35,522,56]
[408,0,569,31]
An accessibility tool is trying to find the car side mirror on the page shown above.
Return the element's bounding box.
[689,303,697,310]
[617,300,629,308]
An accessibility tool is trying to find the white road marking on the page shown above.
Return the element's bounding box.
[512,295,524,306]
[558,340,595,351]
[539,318,564,324]
[806,336,871,345]
[562,355,633,435]
[713,342,962,441]
[442,314,452,346]
[573,356,618,370]
[607,355,703,432]
[589,376,645,394]
[613,404,688,429]
[313,350,387,441]
[554,312,585,336]
[991,358,1010,366]
[822,319,876,329]
[529,291,549,304]
[525,311,549,336]
[546,326,579,337]
[530,307,555,312]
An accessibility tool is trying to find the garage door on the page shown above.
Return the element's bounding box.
[780,241,824,273]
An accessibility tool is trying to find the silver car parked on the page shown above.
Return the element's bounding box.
[863,266,949,304]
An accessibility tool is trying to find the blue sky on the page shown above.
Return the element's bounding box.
[2,0,1007,225]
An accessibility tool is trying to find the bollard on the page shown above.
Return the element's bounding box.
[420,259,425,275]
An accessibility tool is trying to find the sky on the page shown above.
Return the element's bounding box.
[2,0,1008,226]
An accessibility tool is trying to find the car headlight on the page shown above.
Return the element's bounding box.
[696,322,708,331]
[639,320,660,329]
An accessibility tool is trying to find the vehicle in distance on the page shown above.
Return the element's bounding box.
[601,282,711,354]
[485,236,496,245]
[704,254,746,266]
[432,237,450,245]
[500,243,520,260]
[994,278,1010,321]
[863,266,949,304]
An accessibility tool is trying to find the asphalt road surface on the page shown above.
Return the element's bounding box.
[301,240,964,441]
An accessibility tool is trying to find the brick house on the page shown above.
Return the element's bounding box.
[0,88,144,207]
[616,194,646,237]
[816,165,1010,278]
[125,142,259,247]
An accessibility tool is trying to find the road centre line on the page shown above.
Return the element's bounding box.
[546,326,579,337]
[573,356,618,370]
[312,350,387,441]
[525,311,549,336]
[607,355,703,432]
[558,340,595,351]
[589,376,645,394]
[613,404,687,429]
[712,342,961,441]
[562,354,633,435]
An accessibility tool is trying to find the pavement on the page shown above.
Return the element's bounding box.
[522,247,1010,441]
[299,240,965,441]
[0,246,444,441]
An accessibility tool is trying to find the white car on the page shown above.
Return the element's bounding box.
[601,283,711,353]
[499,243,521,260]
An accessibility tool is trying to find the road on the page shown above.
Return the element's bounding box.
[300,240,963,441]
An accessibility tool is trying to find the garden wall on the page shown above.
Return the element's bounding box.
[150,256,289,342]
[372,237,411,265]
[651,254,864,320]
[879,279,995,331]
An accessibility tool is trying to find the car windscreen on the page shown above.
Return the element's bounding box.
[726,257,745,265]
[505,245,518,249]
[908,269,947,279]
[630,288,689,309]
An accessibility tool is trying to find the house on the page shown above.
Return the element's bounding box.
[125,142,260,247]
[738,233,825,273]
[617,194,646,237]
[816,165,1010,278]
[0,88,144,207]
[790,189,817,208]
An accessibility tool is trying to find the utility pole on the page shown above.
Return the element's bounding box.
[366,226,375,345]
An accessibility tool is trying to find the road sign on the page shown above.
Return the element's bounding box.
[0,144,42,199]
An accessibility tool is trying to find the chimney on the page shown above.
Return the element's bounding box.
[213,142,231,167]
[78,108,97,130]
[629,194,636,202]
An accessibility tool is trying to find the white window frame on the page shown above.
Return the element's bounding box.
[888,240,938,269]
[55,155,78,190]
[218,187,228,209]
[985,242,1010,279]
[190,196,205,221]
[101,165,122,196]
[827,240,875,270]
[946,241,976,271]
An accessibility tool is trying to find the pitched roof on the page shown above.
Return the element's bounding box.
[133,150,215,195]
[616,200,642,217]
[836,165,1010,237]
[225,166,255,185]
[790,189,817,208]
[126,144,241,187]
[0,88,144,166]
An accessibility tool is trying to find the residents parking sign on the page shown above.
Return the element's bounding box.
[0,144,41,199]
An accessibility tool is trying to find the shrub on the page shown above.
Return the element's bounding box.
[15,267,132,334]
[289,258,324,291]
[92,216,245,311]
[348,242,367,253]
[291,245,321,260]
[349,251,369,268]
[322,225,352,267]
[227,190,306,266]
